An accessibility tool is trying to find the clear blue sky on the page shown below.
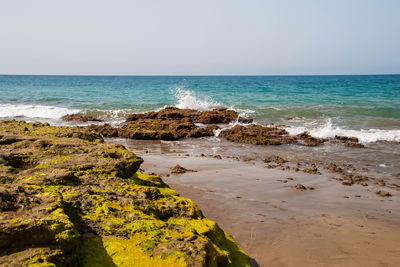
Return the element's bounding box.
[1,0,399,75]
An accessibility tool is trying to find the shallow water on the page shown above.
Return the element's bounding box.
[109,136,400,179]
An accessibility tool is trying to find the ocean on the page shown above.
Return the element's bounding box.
[0,75,399,144]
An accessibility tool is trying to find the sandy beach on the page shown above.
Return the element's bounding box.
[111,137,400,267]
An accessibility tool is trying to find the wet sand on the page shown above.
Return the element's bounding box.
[109,138,400,267]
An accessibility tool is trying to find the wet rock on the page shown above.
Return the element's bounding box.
[326,162,343,173]
[263,155,287,165]
[342,181,354,186]
[296,131,327,146]
[119,119,217,140]
[126,106,243,125]
[294,184,307,190]
[377,179,386,186]
[219,124,293,145]
[213,155,222,160]
[87,124,119,137]
[333,135,364,148]
[344,142,364,148]
[335,135,359,143]
[377,191,392,197]
[302,164,321,175]
[62,114,103,122]
[170,164,196,174]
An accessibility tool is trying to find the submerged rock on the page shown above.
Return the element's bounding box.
[0,121,249,266]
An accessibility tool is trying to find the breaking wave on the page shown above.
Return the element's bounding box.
[173,87,222,111]
[0,103,80,119]
[284,119,400,144]
[172,87,255,118]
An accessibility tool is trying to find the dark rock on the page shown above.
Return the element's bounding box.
[126,107,241,125]
[294,184,307,190]
[296,131,327,146]
[170,165,196,174]
[333,135,364,148]
[87,124,119,137]
[326,163,343,173]
[342,181,354,186]
[377,191,392,197]
[219,124,293,145]
[62,114,103,122]
[263,156,287,165]
[302,164,321,175]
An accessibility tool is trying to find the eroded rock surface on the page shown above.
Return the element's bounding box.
[0,121,249,266]
[63,114,103,122]
[84,107,365,149]
[125,107,251,125]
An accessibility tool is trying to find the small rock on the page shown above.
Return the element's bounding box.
[377,191,392,197]
[294,184,307,190]
[377,180,386,186]
[170,165,196,174]
[342,181,354,186]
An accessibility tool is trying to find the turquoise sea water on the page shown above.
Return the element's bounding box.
[0,75,399,143]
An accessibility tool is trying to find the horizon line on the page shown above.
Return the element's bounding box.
[0,73,399,77]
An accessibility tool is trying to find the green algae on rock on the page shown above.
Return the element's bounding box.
[0,121,249,266]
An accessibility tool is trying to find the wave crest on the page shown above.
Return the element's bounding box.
[0,104,80,119]
[284,119,400,144]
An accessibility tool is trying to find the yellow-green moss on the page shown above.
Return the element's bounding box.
[0,121,250,266]
[80,236,188,267]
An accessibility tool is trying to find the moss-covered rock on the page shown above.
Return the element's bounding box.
[0,121,249,266]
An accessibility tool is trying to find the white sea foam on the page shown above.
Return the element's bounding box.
[213,119,252,137]
[173,87,222,111]
[229,107,255,118]
[172,87,256,119]
[0,104,80,119]
[284,119,400,144]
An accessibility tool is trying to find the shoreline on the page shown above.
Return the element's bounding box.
[112,137,400,266]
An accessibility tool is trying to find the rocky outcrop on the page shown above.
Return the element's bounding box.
[126,107,252,125]
[62,114,103,122]
[219,125,364,148]
[120,119,218,140]
[296,131,327,146]
[83,107,364,148]
[219,124,294,145]
[0,121,249,266]
[332,135,364,148]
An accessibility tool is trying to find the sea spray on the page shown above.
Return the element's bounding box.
[173,87,222,111]
[284,119,400,144]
